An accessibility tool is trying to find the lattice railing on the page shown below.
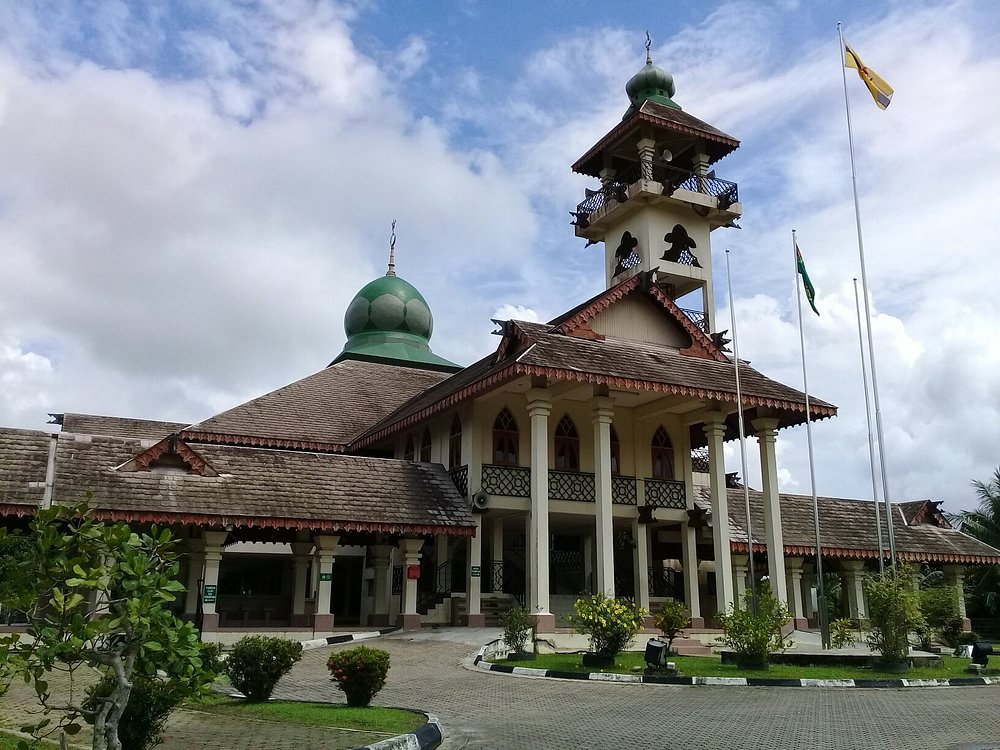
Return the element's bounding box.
[649,567,684,599]
[691,447,710,473]
[612,475,638,505]
[391,565,403,595]
[449,465,468,497]
[481,464,531,497]
[549,470,595,502]
[575,160,738,217]
[643,478,687,509]
[678,308,709,333]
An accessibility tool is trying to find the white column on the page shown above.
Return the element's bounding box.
[593,395,615,597]
[466,518,485,625]
[184,540,205,617]
[523,513,532,609]
[785,557,806,627]
[943,565,968,621]
[200,531,228,631]
[841,561,867,619]
[369,544,393,626]
[491,520,504,594]
[312,534,340,632]
[753,417,787,605]
[704,413,734,613]
[681,522,702,624]
[802,563,817,619]
[526,389,554,631]
[633,518,650,613]
[732,554,749,608]
[398,537,424,629]
[290,541,314,624]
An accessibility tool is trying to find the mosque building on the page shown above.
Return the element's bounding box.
[2,51,996,639]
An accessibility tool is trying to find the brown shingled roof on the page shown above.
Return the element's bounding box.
[0,428,52,512]
[34,431,473,535]
[58,413,188,440]
[184,359,450,451]
[710,487,1000,565]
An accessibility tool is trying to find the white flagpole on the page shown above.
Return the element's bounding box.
[838,21,897,561]
[793,230,828,648]
[725,249,757,610]
[853,278,885,570]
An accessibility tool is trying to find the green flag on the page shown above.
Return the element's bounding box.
[796,243,819,316]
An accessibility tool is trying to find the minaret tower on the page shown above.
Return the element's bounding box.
[570,42,742,334]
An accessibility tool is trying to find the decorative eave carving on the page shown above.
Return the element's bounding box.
[118,434,218,477]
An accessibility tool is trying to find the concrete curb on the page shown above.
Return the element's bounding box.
[351,713,444,750]
[301,628,399,651]
[470,643,1000,689]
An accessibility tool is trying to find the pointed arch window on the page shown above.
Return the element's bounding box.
[449,415,463,469]
[610,425,621,476]
[420,426,432,463]
[651,426,675,480]
[554,415,580,471]
[493,408,519,466]
[403,435,416,462]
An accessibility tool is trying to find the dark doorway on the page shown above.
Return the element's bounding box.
[332,557,363,625]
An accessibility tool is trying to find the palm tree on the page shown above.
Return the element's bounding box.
[951,468,1000,615]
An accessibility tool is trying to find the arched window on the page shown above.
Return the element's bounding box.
[403,435,415,462]
[610,425,621,476]
[493,408,519,466]
[554,415,580,471]
[651,426,674,479]
[448,415,462,469]
[420,426,432,463]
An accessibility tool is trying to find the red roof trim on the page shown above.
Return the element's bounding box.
[0,504,475,537]
[732,541,1000,565]
[648,285,729,363]
[127,436,217,476]
[552,274,643,335]
[180,431,347,454]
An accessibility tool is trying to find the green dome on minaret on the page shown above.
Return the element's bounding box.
[332,236,460,372]
[623,47,680,119]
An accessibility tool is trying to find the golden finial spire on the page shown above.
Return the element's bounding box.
[645,31,652,64]
[386,219,397,277]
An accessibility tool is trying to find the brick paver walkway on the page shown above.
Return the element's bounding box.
[5,629,1000,749]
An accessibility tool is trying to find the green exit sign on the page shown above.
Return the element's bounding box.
[471,566,481,577]
[202,584,217,603]
[319,572,333,582]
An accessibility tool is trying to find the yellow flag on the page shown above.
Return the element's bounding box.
[844,42,893,110]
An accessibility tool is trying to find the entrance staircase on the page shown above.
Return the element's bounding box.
[451,594,515,626]
[670,636,713,656]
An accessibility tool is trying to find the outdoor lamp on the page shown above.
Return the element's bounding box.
[972,641,993,667]
[645,638,668,668]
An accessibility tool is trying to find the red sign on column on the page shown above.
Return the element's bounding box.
[406,564,421,579]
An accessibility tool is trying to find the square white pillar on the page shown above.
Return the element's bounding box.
[681,522,702,625]
[491,519,504,594]
[184,540,205,617]
[526,389,554,632]
[290,541,314,626]
[466,519,485,626]
[752,417,787,606]
[312,534,340,632]
[732,554,749,608]
[632,518,651,614]
[368,544,394,627]
[593,395,615,597]
[840,561,867,620]
[199,531,229,632]
[703,413,734,614]
[398,537,424,629]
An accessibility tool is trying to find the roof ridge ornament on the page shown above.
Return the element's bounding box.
[386,219,397,277]
[645,30,652,65]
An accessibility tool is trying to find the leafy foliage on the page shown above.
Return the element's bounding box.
[0,533,33,624]
[0,503,210,750]
[830,618,856,649]
[822,572,843,623]
[917,583,962,650]
[326,646,391,707]
[225,636,303,702]
[718,583,790,666]
[951,468,1000,616]
[653,599,690,652]
[84,675,186,750]
[570,593,646,657]
[500,606,532,653]
[864,565,925,665]
[198,642,225,678]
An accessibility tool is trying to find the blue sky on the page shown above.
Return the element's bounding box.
[1,0,999,512]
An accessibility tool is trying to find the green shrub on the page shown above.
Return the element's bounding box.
[199,641,225,678]
[500,606,532,653]
[919,584,962,649]
[226,636,303,702]
[718,582,790,667]
[84,675,185,750]
[864,565,925,666]
[955,630,982,646]
[653,599,690,652]
[571,593,646,657]
[326,645,391,707]
[830,618,856,649]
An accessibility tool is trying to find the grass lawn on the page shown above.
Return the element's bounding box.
[491,652,997,680]
[187,695,425,735]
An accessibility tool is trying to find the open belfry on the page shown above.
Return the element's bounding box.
[1,48,996,640]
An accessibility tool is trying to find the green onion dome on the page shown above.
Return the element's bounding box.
[623,55,680,118]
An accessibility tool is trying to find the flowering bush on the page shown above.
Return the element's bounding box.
[718,582,790,667]
[326,645,391,707]
[654,598,691,652]
[226,636,303,702]
[501,606,532,653]
[570,593,646,657]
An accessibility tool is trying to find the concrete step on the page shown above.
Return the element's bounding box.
[671,637,714,656]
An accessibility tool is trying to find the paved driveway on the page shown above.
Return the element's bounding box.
[276,629,1000,750]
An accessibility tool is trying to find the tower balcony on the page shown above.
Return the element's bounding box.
[572,160,741,238]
